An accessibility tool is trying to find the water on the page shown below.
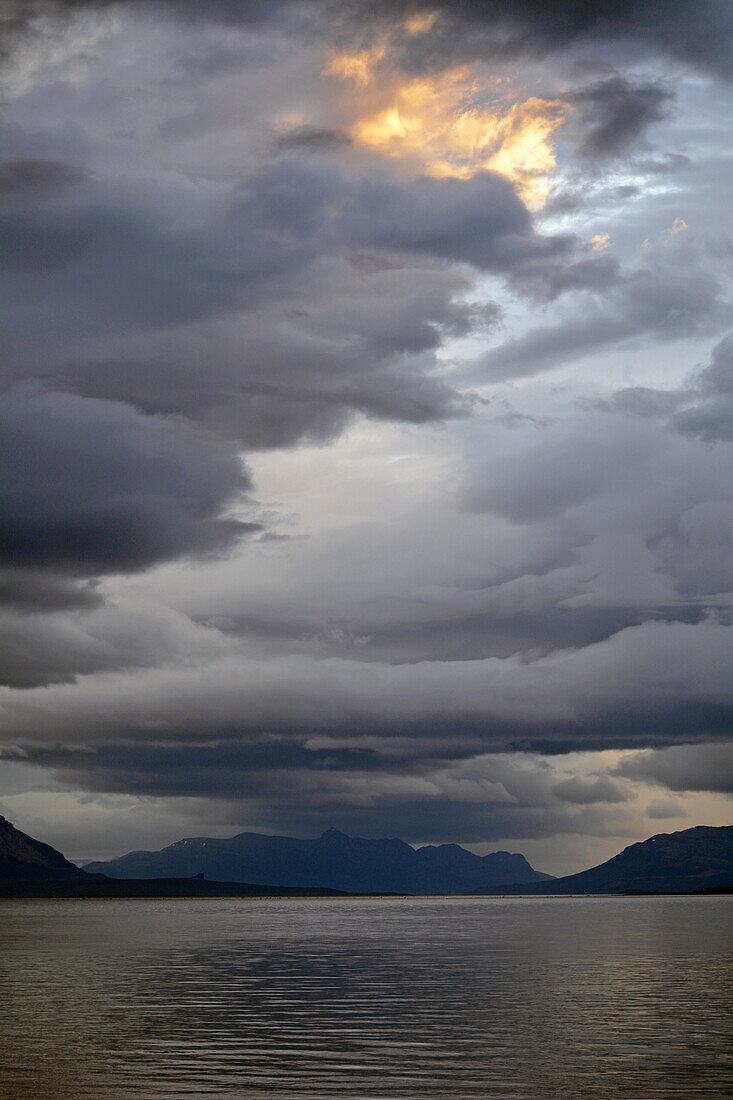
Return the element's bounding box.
[1,896,731,1099]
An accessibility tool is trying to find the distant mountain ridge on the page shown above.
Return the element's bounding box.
[84,827,554,893]
[0,815,345,899]
[475,826,733,895]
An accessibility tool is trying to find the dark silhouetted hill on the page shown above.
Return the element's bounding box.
[0,814,88,883]
[475,826,733,895]
[84,827,553,893]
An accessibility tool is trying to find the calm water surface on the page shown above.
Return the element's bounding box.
[1,896,731,1099]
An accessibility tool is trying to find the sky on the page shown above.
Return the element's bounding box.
[1,0,732,875]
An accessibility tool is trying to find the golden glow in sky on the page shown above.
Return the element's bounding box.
[327,19,569,209]
[589,232,611,250]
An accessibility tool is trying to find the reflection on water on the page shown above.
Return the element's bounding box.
[1,897,731,1098]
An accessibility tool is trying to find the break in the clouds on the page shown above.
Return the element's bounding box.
[1,0,731,870]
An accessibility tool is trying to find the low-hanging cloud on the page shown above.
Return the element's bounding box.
[571,74,674,159]
[0,384,257,577]
[616,742,733,794]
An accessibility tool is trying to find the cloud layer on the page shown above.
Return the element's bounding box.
[1,0,731,864]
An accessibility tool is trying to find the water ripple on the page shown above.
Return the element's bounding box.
[1,897,731,1099]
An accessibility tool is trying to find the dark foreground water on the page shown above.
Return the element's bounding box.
[1,897,732,1099]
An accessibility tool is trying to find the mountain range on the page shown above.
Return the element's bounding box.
[0,816,343,899]
[3,815,732,897]
[84,827,552,894]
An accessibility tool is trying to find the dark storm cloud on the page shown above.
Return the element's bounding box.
[229,157,567,283]
[275,125,352,151]
[0,613,123,689]
[262,797,636,848]
[14,737,407,797]
[2,177,260,339]
[0,571,101,613]
[3,614,731,750]
[299,605,710,666]
[477,245,729,381]
[2,735,629,846]
[598,332,733,449]
[464,406,733,605]
[7,0,733,79]
[594,387,684,419]
[339,0,733,81]
[616,742,733,794]
[573,340,733,603]
[0,157,89,198]
[543,180,642,219]
[1,158,539,345]
[465,417,658,524]
[674,333,733,441]
[0,0,280,27]
[505,252,620,304]
[34,257,475,449]
[0,595,237,689]
[645,799,685,820]
[570,75,674,159]
[0,735,661,846]
[5,156,598,448]
[0,385,257,576]
[552,776,629,805]
[2,611,731,836]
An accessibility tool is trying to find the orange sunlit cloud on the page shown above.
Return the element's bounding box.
[403,11,439,35]
[351,69,567,209]
[326,44,388,86]
[325,10,439,84]
[589,232,611,251]
[327,27,569,210]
